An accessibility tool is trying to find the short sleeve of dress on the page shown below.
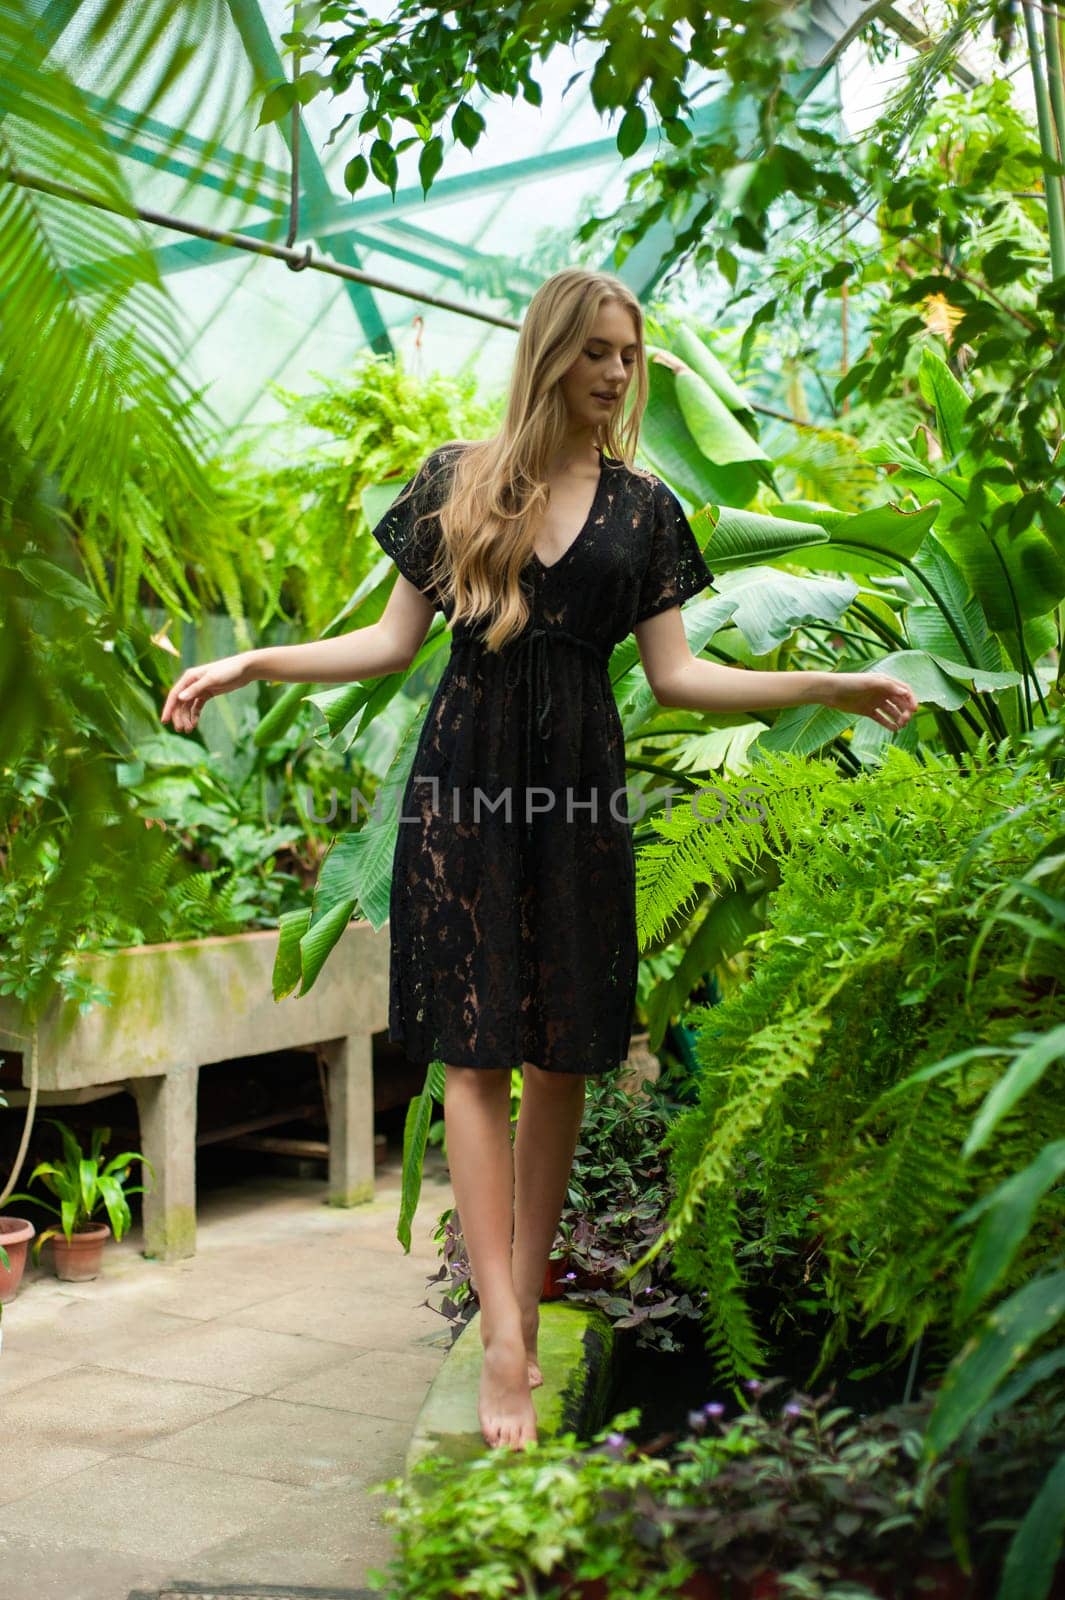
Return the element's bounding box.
[369,447,456,610]
[634,478,715,625]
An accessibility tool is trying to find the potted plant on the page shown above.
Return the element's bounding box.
[0,1215,36,1303]
[0,1084,38,1304]
[5,1117,154,1282]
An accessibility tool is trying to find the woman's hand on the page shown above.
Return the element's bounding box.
[160,652,258,733]
[821,672,918,732]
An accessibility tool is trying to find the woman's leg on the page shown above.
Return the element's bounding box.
[443,1062,537,1449]
[511,1062,586,1387]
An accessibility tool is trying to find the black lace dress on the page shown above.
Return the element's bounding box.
[369,443,714,1075]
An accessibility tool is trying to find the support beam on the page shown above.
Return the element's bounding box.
[131,1067,199,1261]
[225,0,392,354]
[321,1034,376,1207]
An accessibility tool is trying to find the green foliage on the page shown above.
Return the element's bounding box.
[0,0,282,1017]
[0,681,352,1011]
[278,0,856,308]
[261,353,500,637]
[729,80,1065,620]
[908,712,1065,1600]
[0,552,202,1019]
[367,1382,1062,1599]
[0,0,270,630]
[623,733,1064,1389]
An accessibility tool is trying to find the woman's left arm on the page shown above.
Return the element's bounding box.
[636,607,918,733]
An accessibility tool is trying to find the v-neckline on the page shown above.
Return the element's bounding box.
[530,449,608,572]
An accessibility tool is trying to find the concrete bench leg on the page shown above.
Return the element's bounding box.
[322,1033,375,1207]
[131,1067,199,1260]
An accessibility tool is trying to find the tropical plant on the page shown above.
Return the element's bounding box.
[908,709,1065,1600]
[0,0,268,1021]
[366,1380,1063,1599]
[617,725,1064,1391]
[5,1116,154,1258]
[617,326,1058,1044]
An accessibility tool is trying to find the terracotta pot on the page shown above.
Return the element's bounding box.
[678,1572,724,1599]
[743,1575,781,1600]
[541,1255,570,1301]
[0,1217,36,1303]
[617,1030,660,1096]
[48,1221,111,1281]
[912,1562,980,1599]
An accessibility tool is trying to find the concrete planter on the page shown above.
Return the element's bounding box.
[0,921,390,1261]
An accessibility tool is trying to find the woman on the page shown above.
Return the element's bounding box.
[161,268,917,1452]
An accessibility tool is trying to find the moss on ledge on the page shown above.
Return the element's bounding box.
[405,1301,615,1477]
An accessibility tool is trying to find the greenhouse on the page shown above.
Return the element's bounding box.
[0,0,1063,1597]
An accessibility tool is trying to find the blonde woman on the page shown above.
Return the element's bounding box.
[161,268,917,1451]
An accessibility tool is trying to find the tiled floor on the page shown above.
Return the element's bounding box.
[0,1146,456,1600]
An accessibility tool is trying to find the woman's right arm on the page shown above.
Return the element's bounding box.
[161,574,435,733]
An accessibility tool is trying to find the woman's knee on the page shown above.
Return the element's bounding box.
[444,1062,511,1096]
[521,1060,586,1094]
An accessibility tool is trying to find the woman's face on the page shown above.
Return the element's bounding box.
[557,299,639,435]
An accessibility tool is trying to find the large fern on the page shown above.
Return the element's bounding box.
[625,740,1065,1387]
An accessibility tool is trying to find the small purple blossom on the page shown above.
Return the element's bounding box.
[783,1401,804,1418]
[687,1410,708,1434]
[702,1402,725,1419]
[604,1431,627,1451]
[743,1378,763,1394]
[563,1271,577,1281]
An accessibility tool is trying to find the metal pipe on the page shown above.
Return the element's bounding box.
[4,165,523,332]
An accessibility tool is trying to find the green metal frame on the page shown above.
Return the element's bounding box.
[39,0,875,357]
[225,0,391,354]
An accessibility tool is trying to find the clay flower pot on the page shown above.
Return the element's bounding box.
[541,1256,572,1301]
[48,1221,111,1282]
[0,1217,36,1303]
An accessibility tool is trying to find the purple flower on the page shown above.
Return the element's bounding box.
[687,1410,708,1434]
[563,1271,577,1281]
[742,1378,763,1394]
[702,1402,725,1418]
[604,1431,627,1451]
[783,1401,803,1418]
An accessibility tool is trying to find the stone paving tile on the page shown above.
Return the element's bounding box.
[0,1533,179,1600]
[0,1345,75,1397]
[0,1436,110,1508]
[0,1157,454,1597]
[272,1347,445,1424]
[96,1321,361,1395]
[0,1365,247,1452]
[136,1396,414,1488]
[186,1473,407,1591]
[225,1286,444,1352]
[3,1289,202,1359]
[5,1456,319,1561]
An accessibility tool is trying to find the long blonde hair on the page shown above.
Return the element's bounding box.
[420,268,649,650]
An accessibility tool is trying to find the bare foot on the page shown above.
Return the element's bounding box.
[479,1323,538,1449]
[520,1302,543,1389]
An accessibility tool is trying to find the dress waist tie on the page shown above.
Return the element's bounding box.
[454,626,609,837]
[501,626,608,776]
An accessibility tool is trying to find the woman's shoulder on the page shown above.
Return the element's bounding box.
[424,438,479,468]
[606,453,670,511]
